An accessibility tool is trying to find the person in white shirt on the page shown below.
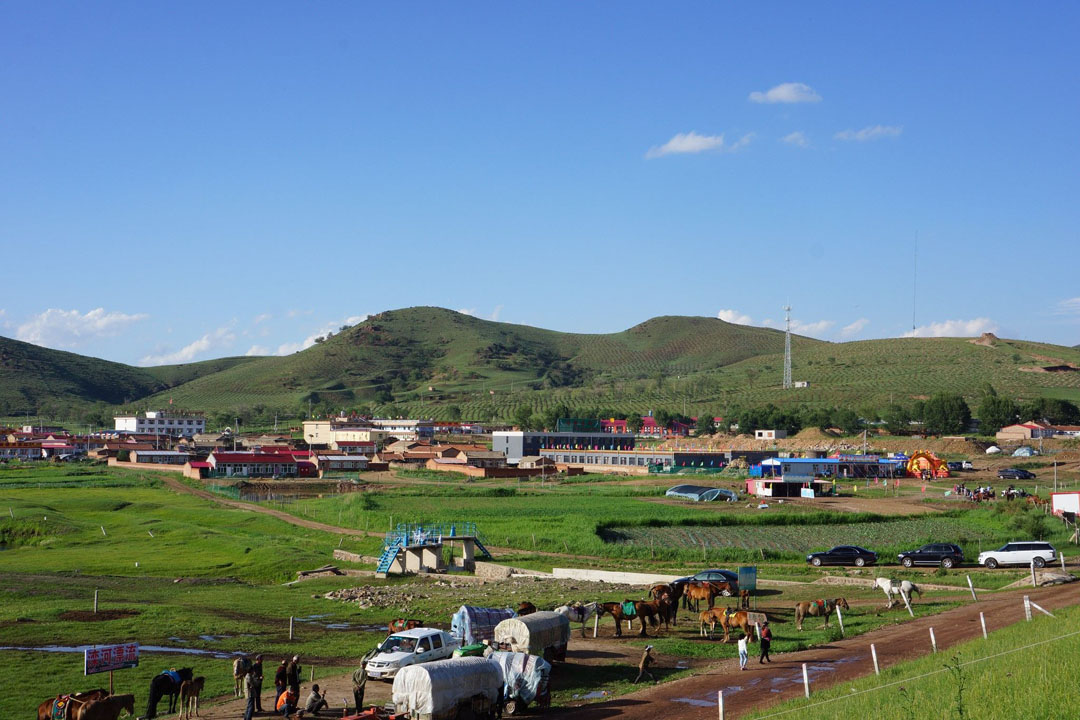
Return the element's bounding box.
[737,635,749,671]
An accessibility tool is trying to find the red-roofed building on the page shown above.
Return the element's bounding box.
[207,451,298,478]
[996,421,1056,442]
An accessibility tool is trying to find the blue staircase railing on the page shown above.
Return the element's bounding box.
[382,522,493,559]
[376,536,405,573]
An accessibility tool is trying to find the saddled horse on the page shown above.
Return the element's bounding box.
[597,602,630,637]
[37,690,109,720]
[388,618,424,633]
[650,583,683,625]
[794,598,849,631]
[79,694,134,720]
[598,600,662,638]
[555,602,600,638]
[144,668,193,719]
[875,578,922,608]
[629,598,668,637]
[698,608,758,643]
[685,581,732,612]
[516,601,537,616]
[232,656,251,698]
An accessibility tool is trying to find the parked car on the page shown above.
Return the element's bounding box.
[978,541,1057,569]
[366,628,460,680]
[806,546,878,567]
[674,568,740,595]
[898,543,964,568]
[962,461,974,470]
[947,461,965,473]
[998,468,1036,480]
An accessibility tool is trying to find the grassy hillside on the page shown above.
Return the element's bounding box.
[5,307,1080,422]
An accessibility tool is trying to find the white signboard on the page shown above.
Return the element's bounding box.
[84,643,139,675]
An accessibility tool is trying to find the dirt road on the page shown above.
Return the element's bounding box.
[558,581,1080,720]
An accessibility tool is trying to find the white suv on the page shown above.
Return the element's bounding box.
[977,541,1057,569]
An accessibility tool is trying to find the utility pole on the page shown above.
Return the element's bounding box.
[783,305,793,390]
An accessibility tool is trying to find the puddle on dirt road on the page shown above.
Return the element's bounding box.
[572,691,610,700]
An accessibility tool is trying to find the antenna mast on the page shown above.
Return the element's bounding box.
[783,305,793,390]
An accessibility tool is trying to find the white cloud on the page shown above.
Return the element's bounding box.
[274,314,368,356]
[904,318,998,338]
[834,125,903,142]
[140,326,236,365]
[792,319,834,335]
[749,82,822,104]
[343,315,368,326]
[16,308,149,349]
[717,309,753,325]
[254,313,272,324]
[457,308,477,317]
[1055,297,1080,316]
[489,305,504,322]
[245,345,270,356]
[286,309,312,318]
[647,131,736,158]
[840,318,870,338]
[781,131,809,148]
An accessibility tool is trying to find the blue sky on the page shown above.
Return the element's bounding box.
[2,2,1078,365]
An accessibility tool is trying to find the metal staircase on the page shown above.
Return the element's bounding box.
[375,536,405,574]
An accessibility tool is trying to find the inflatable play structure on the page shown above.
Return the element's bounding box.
[906,450,950,479]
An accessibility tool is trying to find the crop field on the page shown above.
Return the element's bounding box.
[601,516,1000,555]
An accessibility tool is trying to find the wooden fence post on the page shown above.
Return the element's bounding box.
[801,663,810,698]
[290,616,295,639]
[593,613,599,639]
[980,612,987,639]
[870,643,879,675]
[1024,596,1032,622]
[93,590,98,614]
[900,589,914,617]
[835,604,845,637]
[929,627,937,653]
[718,691,724,720]
[966,575,977,602]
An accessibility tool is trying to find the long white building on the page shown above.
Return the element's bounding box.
[114,410,205,437]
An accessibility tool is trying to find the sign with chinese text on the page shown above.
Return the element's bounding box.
[84,643,139,675]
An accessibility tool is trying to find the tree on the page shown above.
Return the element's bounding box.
[977,394,1019,434]
[626,415,643,434]
[1020,397,1080,425]
[654,409,673,430]
[883,404,912,435]
[512,405,535,430]
[923,393,972,435]
[696,414,716,436]
[445,405,462,421]
[833,407,864,435]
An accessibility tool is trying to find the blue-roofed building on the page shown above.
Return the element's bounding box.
[746,456,902,498]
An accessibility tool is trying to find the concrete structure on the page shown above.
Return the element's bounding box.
[129,449,190,465]
[996,422,1055,442]
[493,431,634,463]
[1050,425,1080,438]
[552,568,680,585]
[114,411,205,437]
[369,418,435,440]
[312,453,369,473]
[754,429,788,440]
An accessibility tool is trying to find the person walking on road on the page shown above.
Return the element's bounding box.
[634,645,656,684]
[250,654,265,712]
[352,648,378,712]
[243,666,258,720]
[286,656,301,694]
[737,634,749,670]
[759,622,773,663]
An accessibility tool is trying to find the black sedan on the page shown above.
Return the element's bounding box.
[998,468,1036,480]
[806,546,878,567]
[673,569,739,596]
[898,543,964,568]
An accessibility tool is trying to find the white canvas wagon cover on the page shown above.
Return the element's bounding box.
[392,657,501,718]
[493,611,570,655]
[488,650,551,706]
[451,605,516,646]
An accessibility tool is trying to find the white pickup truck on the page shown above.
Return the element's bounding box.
[366,628,459,681]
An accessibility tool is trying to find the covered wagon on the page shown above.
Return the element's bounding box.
[391,657,502,720]
[493,611,570,662]
[488,650,551,716]
[450,605,516,646]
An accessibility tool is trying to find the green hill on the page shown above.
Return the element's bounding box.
[4,307,1080,423]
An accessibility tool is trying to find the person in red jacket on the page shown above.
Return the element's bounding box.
[759,621,773,663]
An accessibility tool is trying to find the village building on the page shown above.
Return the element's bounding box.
[129,449,191,465]
[114,410,206,437]
[996,421,1056,442]
[206,451,298,478]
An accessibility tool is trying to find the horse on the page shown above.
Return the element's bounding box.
[554,602,600,638]
[597,602,633,637]
[388,618,424,633]
[144,668,193,719]
[698,608,726,638]
[650,583,683,625]
[178,677,205,719]
[79,695,135,720]
[516,601,537,616]
[37,690,109,720]
[628,598,669,637]
[232,656,251,698]
[739,589,750,610]
[718,609,758,644]
[685,581,731,612]
[875,578,922,608]
[794,598,849,631]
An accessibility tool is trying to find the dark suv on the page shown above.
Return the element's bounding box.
[897,543,964,568]
[998,468,1036,480]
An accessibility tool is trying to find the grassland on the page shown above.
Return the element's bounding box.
[7,306,1080,420]
[743,604,1080,720]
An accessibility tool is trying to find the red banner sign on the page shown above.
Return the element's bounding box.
[84,643,139,675]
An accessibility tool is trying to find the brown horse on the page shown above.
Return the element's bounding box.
[718,610,758,643]
[650,583,684,625]
[794,597,849,631]
[80,695,135,720]
[739,589,750,610]
[517,601,537,616]
[37,690,110,720]
[597,602,630,637]
[388,618,424,633]
[629,599,666,637]
[179,677,205,719]
[685,581,731,612]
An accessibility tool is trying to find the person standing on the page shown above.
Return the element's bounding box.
[352,648,378,712]
[286,656,301,695]
[243,667,258,720]
[759,622,772,663]
[737,634,749,671]
[633,645,656,684]
[274,659,288,701]
[250,655,265,712]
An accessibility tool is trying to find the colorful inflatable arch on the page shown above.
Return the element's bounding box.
[906,450,950,479]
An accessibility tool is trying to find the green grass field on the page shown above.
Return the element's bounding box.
[743,604,1080,720]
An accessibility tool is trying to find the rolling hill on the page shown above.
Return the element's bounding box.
[3,307,1080,423]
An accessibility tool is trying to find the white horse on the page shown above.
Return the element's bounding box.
[232,656,251,698]
[555,602,600,638]
[875,578,922,608]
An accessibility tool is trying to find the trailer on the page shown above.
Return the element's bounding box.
[493,612,571,663]
[450,605,516,646]
[487,651,551,716]
[392,657,502,720]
